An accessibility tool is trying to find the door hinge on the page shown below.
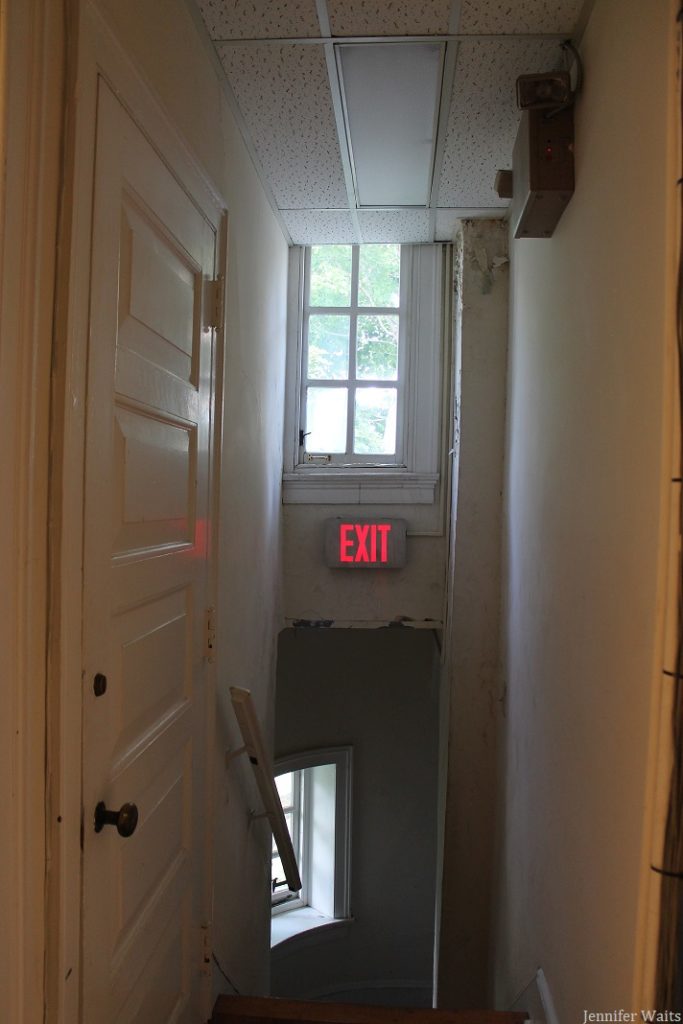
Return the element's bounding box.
[200,923,212,977]
[203,276,224,331]
[205,607,216,662]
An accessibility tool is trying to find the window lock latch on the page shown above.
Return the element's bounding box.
[299,429,311,446]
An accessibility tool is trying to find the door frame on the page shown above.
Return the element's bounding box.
[0,1,65,1022]
[48,3,226,1019]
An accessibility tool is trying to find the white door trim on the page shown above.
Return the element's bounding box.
[48,3,226,1019]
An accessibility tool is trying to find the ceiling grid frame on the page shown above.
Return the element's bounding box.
[194,0,594,245]
[427,0,463,241]
[315,0,363,244]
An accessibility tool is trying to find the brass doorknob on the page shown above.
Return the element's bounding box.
[94,801,139,838]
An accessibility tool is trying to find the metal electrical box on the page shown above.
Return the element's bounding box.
[511,105,574,239]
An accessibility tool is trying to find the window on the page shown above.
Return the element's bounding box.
[283,243,446,504]
[302,244,403,465]
[270,747,352,946]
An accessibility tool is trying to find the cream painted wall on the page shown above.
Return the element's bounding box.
[93,0,289,996]
[495,0,677,1017]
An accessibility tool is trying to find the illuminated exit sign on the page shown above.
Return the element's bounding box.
[324,518,407,569]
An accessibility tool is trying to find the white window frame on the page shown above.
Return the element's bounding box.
[283,244,445,505]
[270,747,352,940]
[300,245,406,467]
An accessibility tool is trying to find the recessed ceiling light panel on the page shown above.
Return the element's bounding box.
[338,43,443,209]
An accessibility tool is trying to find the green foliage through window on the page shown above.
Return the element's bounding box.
[304,244,401,460]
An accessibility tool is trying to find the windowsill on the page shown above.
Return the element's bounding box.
[282,470,439,505]
[271,907,352,950]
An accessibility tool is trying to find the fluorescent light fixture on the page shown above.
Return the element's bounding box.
[338,43,443,208]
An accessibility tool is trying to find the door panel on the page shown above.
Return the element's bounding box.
[112,404,196,554]
[81,78,217,1023]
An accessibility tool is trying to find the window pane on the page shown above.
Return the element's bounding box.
[308,315,349,380]
[276,772,293,808]
[310,245,352,306]
[306,387,348,453]
[358,244,400,307]
[356,315,399,380]
[354,388,397,454]
[271,851,285,887]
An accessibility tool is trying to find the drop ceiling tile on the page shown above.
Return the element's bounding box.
[459,0,584,34]
[358,209,431,243]
[217,44,348,209]
[282,210,358,244]
[438,38,560,208]
[327,0,452,36]
[196,0,320,39]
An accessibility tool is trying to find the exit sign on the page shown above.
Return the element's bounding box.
[324,518,407,569]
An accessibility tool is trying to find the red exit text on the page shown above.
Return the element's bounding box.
[339,522,392,564]
[324,516,407,569]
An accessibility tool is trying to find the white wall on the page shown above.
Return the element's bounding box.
[495,0,677,1017]
[94,0,289,995]
[272,628,440,1006]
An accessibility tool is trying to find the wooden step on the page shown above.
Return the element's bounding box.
[211,994,528,1024]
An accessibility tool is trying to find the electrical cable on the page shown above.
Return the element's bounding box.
[542,38,584,120]
[561,38,584,95]
[212,952,242,996]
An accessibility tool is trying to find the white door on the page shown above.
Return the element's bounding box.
[81,79,219,1023]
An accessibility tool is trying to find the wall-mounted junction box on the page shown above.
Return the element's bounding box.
[511,105,574,239]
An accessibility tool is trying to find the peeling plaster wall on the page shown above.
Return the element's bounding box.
[93,0,289,996]
[437,219,510,1007]
[494,0,677,1017]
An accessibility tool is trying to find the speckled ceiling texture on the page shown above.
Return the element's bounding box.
[216,43,349,209]
[199,0,320,39]
[358,210,432,244]
[438,38,562,209]
[326,0,452,36]
[195,0,587,243]
[459,0,584,34]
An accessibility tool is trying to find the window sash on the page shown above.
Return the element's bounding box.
[299,246,408,467]
[271,770,305,910]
